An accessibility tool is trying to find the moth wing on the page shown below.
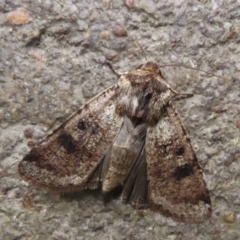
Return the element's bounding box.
[146,103,211,222]
[101,117,147,193]
[121,147,148,209]
[19,85,122,191]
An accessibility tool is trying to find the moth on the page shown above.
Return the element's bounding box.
[18,61,211,223]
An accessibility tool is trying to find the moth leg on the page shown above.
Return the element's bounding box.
[172,93,193,101]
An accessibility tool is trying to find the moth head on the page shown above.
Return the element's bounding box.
[138,61,166,80]
[116,61,178,125]
[138,61,161,75]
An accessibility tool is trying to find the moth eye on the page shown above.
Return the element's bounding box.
[176,146,185,156]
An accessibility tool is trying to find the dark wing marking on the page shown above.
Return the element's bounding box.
[146,103,211,223]
[19,85,122,191]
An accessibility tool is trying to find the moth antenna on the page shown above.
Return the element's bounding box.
[129,35,148,62]
[105,61,121,77]
[159,63,230,83]
[109,20,148,61]
[121,27,148,61]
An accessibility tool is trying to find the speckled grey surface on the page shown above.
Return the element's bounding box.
[0,0,240,239]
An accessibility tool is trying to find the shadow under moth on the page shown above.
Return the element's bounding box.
[18,61,211,223]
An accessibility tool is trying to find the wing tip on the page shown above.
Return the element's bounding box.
[149,199,212,223]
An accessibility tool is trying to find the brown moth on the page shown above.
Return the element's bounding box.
[18,61,211,223]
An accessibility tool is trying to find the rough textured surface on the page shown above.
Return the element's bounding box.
[0,0,240,239]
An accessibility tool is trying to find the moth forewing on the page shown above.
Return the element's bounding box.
[19,61,211,223]
[146,103,211,222]
[18,85,122,191]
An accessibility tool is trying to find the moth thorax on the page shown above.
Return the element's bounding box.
[115,90,152,121]
[115,87,176,126]
[145,89,177,125]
